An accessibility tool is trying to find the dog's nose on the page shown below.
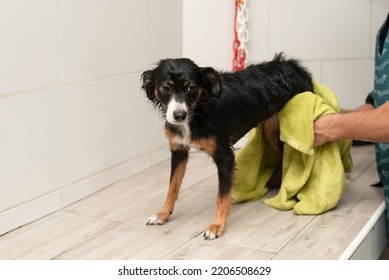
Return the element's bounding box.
[173,110,187,122]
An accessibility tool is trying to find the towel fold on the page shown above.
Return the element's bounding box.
[232,81,353,214]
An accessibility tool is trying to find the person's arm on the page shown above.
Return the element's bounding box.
[314,102,389,147]
[340,103,375,114]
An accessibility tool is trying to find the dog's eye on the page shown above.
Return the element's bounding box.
[161,85,170,94]
[188,85,198,92]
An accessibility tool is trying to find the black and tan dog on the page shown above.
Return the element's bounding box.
[141,53,313,240]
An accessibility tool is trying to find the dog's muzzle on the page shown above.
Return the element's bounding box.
[166,98,189,124]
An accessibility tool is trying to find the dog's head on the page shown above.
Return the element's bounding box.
[141,58,221,125]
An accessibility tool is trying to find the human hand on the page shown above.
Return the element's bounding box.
[313,114,336,147]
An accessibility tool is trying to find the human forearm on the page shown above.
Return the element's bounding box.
[340,103,374,114]
[314,102,389,146]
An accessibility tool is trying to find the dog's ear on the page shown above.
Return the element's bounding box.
[200,67,221,98]
[141,70,156,101]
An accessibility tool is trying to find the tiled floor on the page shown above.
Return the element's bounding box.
[0,145,386,259]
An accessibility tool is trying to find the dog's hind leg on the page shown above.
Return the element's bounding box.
[263,114,283,189]
[203,145,234,240]
[146,145,189,225]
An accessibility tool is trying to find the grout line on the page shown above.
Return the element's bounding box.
[161,231,205,260]
[52,218,122,260]
[0,189,61,215]
[61,208,121,224]
[273,215,318,256]
[0,71,142,100]
[59,144,168,197]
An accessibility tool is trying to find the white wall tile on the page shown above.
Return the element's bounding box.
[149,0,183,64]
[322,59,374,109]
[247,0,270,62]
[301,60,322,82]
[0,73,166,212]
[50,75,166,186]
[371,1,389,57]
[0,0,57,96]
[183,0,235,66]
[0,0,182,234]
[270,0,370,60]
[59,0,149,84]
[0,88,62,210]
[61,152,153,207]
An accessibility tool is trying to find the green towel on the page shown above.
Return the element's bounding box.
[232,81,353,214]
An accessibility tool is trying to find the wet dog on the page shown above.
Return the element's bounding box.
[141,53,313,239]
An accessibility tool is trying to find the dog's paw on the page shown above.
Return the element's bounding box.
[146,213,168,225]
[203,224,224,240]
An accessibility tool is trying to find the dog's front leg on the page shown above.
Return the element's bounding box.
[146,146,189,225]
[204,145,234,240]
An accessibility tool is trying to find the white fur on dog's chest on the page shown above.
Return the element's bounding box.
[172,123,192,147]
[172,125,208,152]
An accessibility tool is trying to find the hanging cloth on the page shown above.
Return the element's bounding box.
[233,0,249,71]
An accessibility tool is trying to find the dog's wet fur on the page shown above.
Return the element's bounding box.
[141,53,313,239]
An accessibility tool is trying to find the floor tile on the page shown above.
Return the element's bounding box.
[0,211,117,260]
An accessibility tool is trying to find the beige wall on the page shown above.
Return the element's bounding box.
[0,0,182,235]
